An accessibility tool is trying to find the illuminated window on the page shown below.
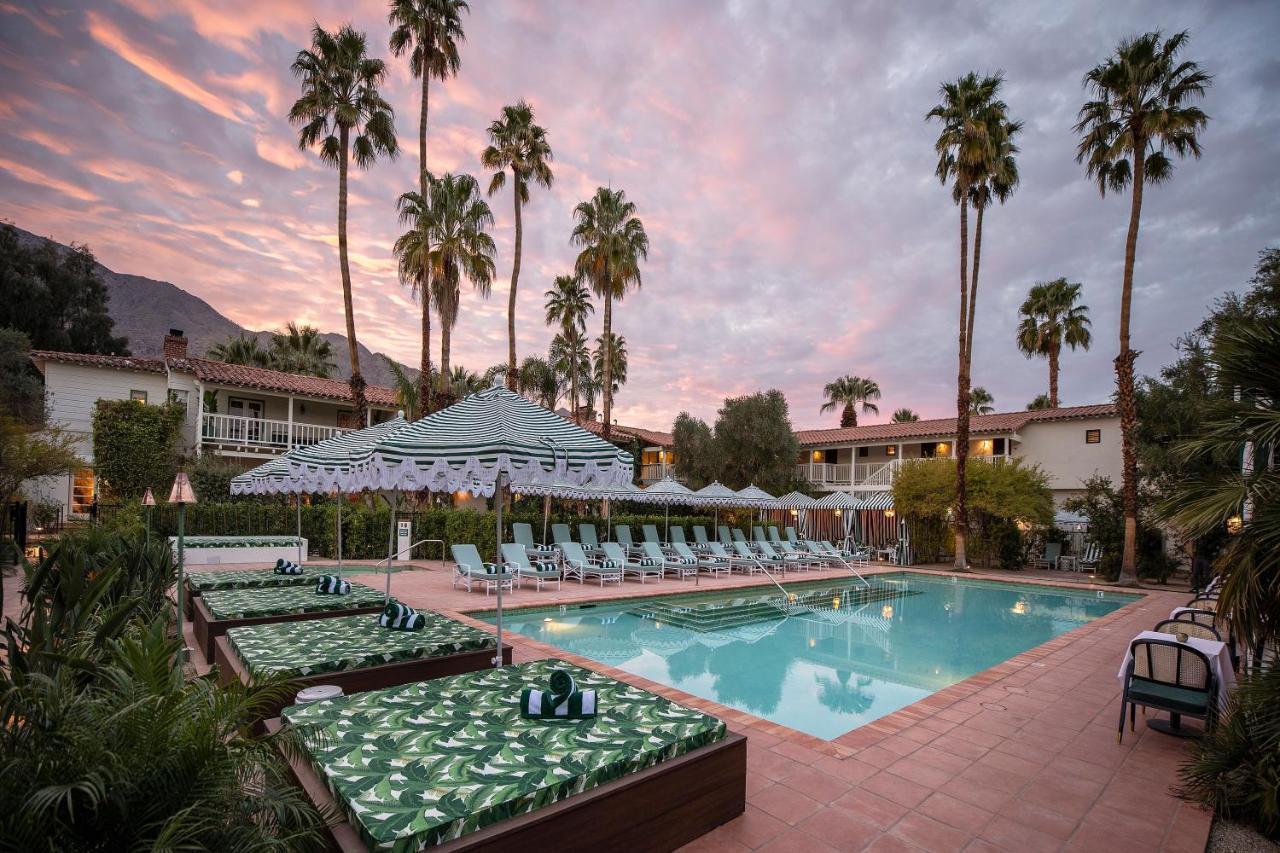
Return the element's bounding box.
[71,469,96,514]
[130,389,148,403]
[935,442,951,456]
[1085,429,1101,444]
[886,445,897,456]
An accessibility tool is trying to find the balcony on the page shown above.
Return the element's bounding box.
[201,413,350,458]
[795,460,900,489]
[639,463,685,484]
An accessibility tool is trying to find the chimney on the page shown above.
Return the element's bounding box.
[163,329,188,361]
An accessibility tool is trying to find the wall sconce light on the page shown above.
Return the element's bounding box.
[884,508,896,519]
[790,509,798,517]
[1227,515,1243,534]
[833,509,842,517]
[886,445,896,457]
[812,450,822,462]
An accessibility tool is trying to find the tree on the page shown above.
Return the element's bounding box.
[393,188,438,411]
[927,71,1021,570]
[208,334,270,368]
[416,172,496,407]
[0,226,129,356]
[592,332,627,416]
[513,355,561,410]
[671,412,721,489]
[268,323,335,377]
[1027,394,1053,410]
[571,187,649,439]
[1075,30,1210,585]
[482,101,554,388]
[0,417,81,512]
[382,355,421,420]
[289,24,398,423]
[91,400,184,501]
[0,329,45,424]
[548,331,590,415]
[890,408,919,423]
[445,365,486,398]
[1016,278,1091,407]
[819,375,881,428]
[969,386,995,415]
[713,391,801,494]
[545,275,593,418]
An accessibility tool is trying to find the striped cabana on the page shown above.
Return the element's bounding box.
[774,490,819,539]
[814,490,863,544]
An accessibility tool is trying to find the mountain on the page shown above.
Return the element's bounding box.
[6,224,413,387]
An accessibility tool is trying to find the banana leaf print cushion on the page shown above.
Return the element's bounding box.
[200,584,385,620]
[283,659,727,852]
[186,569,314,592]
[225,613,494,678]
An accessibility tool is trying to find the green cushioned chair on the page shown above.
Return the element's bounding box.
[501,543,562,592]
[1118,638,1216,742]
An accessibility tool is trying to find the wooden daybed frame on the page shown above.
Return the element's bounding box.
[215,636,512,719]
[192,596,384,664]
[264,717,746,853]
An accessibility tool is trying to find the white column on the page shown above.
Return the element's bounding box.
[287,396,294,449]
[195,381,205,457]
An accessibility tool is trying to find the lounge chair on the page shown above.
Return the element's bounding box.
[560,542,624,587]
[614,524,640,554]
[451,544,515,596]
[731,528,749,545]
[670,526,688,546]
[785,526,800,543]
[691,526,713,550]
[706,543,758,574]
[732,540,784,572]
[551,523,575,548]
[579,522,603,554]
[774,539,826,568]
[1118,638,1217,743]
[1154,619,1221,642]
[1078,541,1102,572]
[641,541,697,581]
[640,523,661,546]
[512,523,557,561]
[1032,541,1062,570]
[767,526,783,544]
[757,540,813,571]
[671,542,731,578]
[501,543,563,592]
[815,540,869,566]
[601,542,662,584]
[752,526,768,543]
[717,525,733,545]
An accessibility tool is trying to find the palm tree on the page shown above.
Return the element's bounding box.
[481,101,554,388]
[446,365,486,398]
[1076,30,1211,584]
[549,330,591,414]
[1016,278,1092,407]
[1026,394,1053,410]
[592,332,627,416]
[516,355,561,409]
[820,376,881,428]
[890,408,919,423]
[381,354,420,420]
[544,274,593,419]
[209,334,270,368]
[393,189,439,411]
[927,71,1019,571]
[969,386,995,415]
[289,24,397,422]
[268,322,335,377]
[570,187,649,439]
[417,172,496,407]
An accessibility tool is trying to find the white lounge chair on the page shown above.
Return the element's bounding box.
[601,542,662,584]
[642,541,697,581]
[501,543,562,592]
[451,544,515,596]
[672,541,731,578]
[560,542,623,587]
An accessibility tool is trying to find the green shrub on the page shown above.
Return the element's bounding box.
[1064,475,1174,581]
[91,399,184,501]
[1180,662,1280,839]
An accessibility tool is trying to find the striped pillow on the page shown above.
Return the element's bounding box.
[533,560,558,573]
[378,601,425,631]
[315,575,350,594]
[598,559,623,569]
[274,559,304,575]
[679,556,697,566]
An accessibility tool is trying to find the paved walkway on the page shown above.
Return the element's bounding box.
[14,556,1211,852]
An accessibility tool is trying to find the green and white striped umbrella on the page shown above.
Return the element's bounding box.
[775,490,819,509]
[735,484,779,509]
[643,477,697,503]
[286,414,411,492]
[691,481,740,507]
[230,455,295,496]
[350,386,633,496]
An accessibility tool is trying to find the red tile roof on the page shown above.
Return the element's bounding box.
[576,418,674,447]
[31,349,398,406]
[794,404,1116,446]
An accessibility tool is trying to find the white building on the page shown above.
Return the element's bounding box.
[28,330,398,517]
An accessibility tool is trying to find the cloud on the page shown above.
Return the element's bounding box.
[0,156,98,202]
[255,134,308,170]
[240,198,260,207]
[226,169,243,184]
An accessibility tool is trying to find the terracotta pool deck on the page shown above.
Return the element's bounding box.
[174,558,1211,853]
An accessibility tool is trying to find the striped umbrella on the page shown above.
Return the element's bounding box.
[230,455,305,564]
[735,484,779,509]
[692,481,739,507]
[643,477,698,540]
[286,414,411,492]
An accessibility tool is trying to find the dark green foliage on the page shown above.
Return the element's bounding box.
[91,399,184,501]
[0,224,128,355]
[0,328,45,424]
[672,391,802,494]
[187,454,247,504]
[1064,476,1175,582]
[1180,662,1280,839]
[672,412,721,489]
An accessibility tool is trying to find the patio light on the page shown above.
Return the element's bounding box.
[168,472,197,672]
[1227,515,1243,534]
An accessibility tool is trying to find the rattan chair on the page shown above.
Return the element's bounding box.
[1118,638,1216,742]
[1153,618,1221,642]
[1187,596,1219,612]
[1176,608,1219,628]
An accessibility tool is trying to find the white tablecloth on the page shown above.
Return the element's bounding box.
[1117,630,1236,709]
[1170,605,1214,620]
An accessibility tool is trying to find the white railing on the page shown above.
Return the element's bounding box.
[796,460,899,488]
[201,413,349,453]
[639,463,684,483]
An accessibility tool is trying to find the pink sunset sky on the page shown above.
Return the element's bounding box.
[1,0,1277,431]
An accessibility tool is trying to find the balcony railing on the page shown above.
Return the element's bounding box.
[201,413,349,454]
[639,463,684,483]
[796,460,900,489]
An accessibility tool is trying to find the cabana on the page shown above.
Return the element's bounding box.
[775,490,819,540]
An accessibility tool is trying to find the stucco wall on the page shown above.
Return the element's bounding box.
[1015,416,1122,493]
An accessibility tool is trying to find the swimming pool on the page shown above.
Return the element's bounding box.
[483,573,1137,740]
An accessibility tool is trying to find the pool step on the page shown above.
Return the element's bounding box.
[632,600,787,632]
[631,582,916,632]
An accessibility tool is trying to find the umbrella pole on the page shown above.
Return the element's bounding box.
[664,503,669,542]
[384,491,398,602]
[336,488,344,577]
[296,494,303,564]
[494,472,506,668]
[542,495,550,545]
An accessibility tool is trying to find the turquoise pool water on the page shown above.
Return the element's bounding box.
[484,573,1136,740]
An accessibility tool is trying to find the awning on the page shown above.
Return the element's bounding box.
[775,490,819,509]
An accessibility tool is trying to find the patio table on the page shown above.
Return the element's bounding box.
[1117,630,1236,731]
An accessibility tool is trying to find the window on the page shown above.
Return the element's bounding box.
[1085,429,1101,444]
[71,468,96,514]
[168,389,189,418]
[993,438,1006,455]
[129,389,147,403]
[857,447,869,458]
[886,445,897,457]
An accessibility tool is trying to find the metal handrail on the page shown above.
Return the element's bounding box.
[374,538,447,571]
[813,545,871,588]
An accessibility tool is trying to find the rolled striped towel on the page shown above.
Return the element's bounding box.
[520,669,598,719]
[378,601,425,631]
[274,559,304,575]
[598,559,623,569]
[315,575,350,594]
[678,556,697,566]
[638,557,660,567]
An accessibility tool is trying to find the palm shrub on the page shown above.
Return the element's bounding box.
[1180,662,1280,838]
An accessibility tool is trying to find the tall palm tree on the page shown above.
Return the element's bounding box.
[890,408,919,423]
[481,101,553,388]
[1026,394,1053,410]
[381,354,420,420]
[268,322,335,377]
[820,376,881,428]
[388,0,467,414]
[1016,278,1092,407]
[1076,30,1211,584]
[548,330,590,414]
[417,172,496,405]
[927,71,1018,571]
[393,188,434,411]
[592,332,627,416]
[544,274,593,419]
[571,188,648,438]
[209,334,270,368]
[969,386,995,415]
[289,24,397,422]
